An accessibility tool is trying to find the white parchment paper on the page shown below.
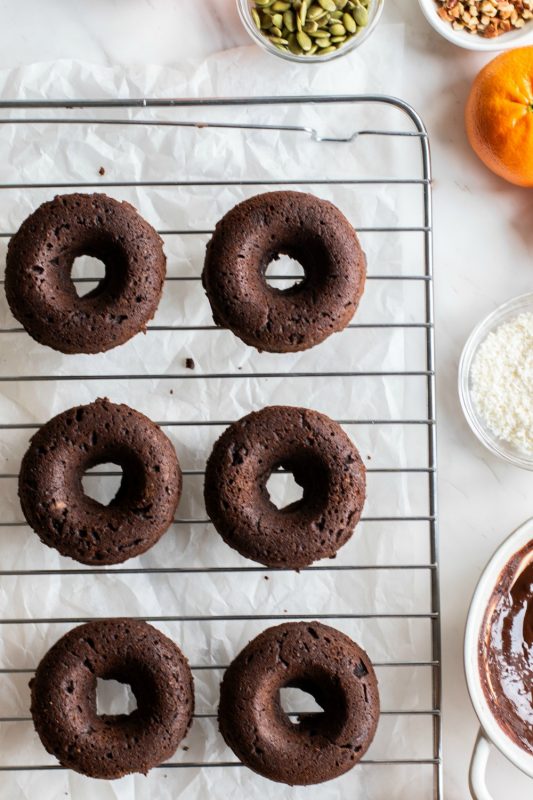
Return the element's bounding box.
[0,32,437,800]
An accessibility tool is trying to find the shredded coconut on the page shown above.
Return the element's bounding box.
[471,312,533,454]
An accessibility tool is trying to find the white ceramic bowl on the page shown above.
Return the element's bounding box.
[458,292,533,471]
[464,517,533,799]
[417,0,533,51]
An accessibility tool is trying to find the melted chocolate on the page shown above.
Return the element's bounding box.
[479,541,533,754]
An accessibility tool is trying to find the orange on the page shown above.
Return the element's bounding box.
[465,46,533,187]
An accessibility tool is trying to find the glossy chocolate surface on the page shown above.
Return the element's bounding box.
[479,541,533,754]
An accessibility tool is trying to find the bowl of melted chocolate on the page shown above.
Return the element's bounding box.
[465,518,533,797]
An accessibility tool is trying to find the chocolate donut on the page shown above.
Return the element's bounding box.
[202,191,366,353]
[30,619,194,778]
[5,193,166,354]
[204,406,366,569]
[218,621,379,785]
[19,398,181,565]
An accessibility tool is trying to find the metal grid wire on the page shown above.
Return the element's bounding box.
[0,96,441,798]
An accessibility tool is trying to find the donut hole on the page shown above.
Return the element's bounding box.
[82,463,124,507]
[279,686,323,724]
[265,468,304,511]
[279,674,348,736]
[96,678,138,717]
[68,239,129,302]
[264,453,329,514]
[264,253,305,292]
[81,449,146,509]
[71,255,106,298]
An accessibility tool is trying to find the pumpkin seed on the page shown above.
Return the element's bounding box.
[319,44,337,52]
[269,35,289,43]
[307,3,324,18]
[330,22,346,34]
[318,0,337,10]
[353,5,368,25]
[299,0,308,25]
[287,32,303,52]
[272,0,291,8]
[255,0,274,6]
[296,30,313,49]
[343,11,356,31]
[303,19,318,31]
[251,8,261,27]
[283,9,296,30]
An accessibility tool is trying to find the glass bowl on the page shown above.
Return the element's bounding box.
[458,292,533,471]
[236,0,384,63]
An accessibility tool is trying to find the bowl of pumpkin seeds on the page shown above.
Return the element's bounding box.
[237,0,383,61]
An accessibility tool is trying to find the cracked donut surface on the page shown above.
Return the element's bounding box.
[204,405,366,569]
[218,621,379,785]
[6,193,166,354]
[18,398,181,565]
[202,190,366,353]
[30,619,194,778]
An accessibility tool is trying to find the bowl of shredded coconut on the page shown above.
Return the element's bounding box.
[459,292,533,470]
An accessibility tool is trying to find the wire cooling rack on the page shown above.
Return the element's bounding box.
[0,96,440,799]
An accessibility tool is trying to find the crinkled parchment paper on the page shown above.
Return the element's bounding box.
[0,30,437,800]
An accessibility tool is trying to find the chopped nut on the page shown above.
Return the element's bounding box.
[434,0,531,34]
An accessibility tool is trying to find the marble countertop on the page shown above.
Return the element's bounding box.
[0,0,532,796]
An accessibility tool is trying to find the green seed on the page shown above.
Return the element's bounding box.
[315,36,333,46]
[318,0,337,10]
[329,22,345,34]
[330,34,346,42]
[271,0,291,8]
[269,35,289,43]
[353,5,368,25]
[308,28,330,36]
[308,44,318,53]
[255,0,274,6]
[270,25,282,35]
[343,11,356,31]
[319,44,337,52]
[299,0,308,25]
[307,3,324,19]
[287,32,303,53]
[335,0,348,7]
[283,9,296,30]
[296,30,312,49]
[330,10,343,18]
[303,20,318,31]
[270,12,283,26]
[251,8,261,27]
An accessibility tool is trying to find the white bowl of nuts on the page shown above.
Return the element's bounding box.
[418,0,533,49]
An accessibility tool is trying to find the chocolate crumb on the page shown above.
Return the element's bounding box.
[182,745,189,751]
[98,166,105,176]
[185,358,195,370]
